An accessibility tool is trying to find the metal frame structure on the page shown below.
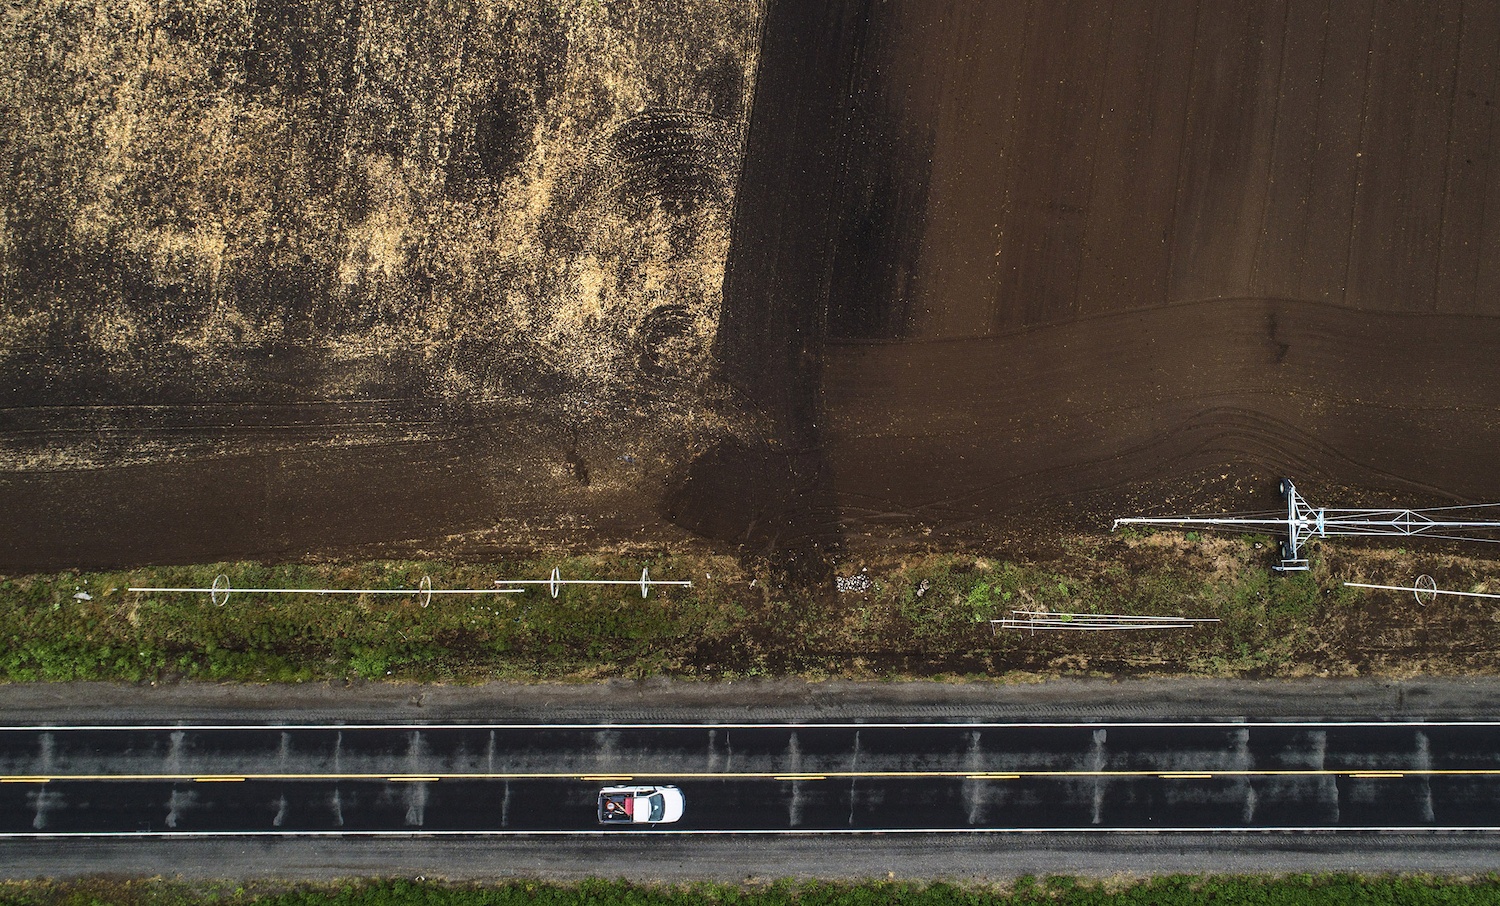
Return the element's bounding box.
[1114,479,1500,572]
[992,611,1218,633]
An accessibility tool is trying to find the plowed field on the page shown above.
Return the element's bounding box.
[718,0,1500,557]
[3,0,1499,571]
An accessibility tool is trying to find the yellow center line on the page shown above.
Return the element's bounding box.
[388,776,441,782]
[0,768,1485,782]
[1160,773,1215,779]
[192,777,246,783]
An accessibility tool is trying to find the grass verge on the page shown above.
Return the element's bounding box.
[1,532,1497,682]
[5,876,1500,906]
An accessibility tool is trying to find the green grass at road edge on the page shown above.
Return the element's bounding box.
[0,536,1489,682]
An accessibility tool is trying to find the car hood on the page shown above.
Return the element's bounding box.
[658,787,685,823]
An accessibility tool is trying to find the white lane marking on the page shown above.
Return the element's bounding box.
[1,826,1500,838]
[0,721,1498,731]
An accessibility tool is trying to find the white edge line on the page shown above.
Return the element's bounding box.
[1,721,1499,732]
[2,827,1500,838]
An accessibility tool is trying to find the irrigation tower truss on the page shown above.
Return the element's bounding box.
[1113,479,1500,572]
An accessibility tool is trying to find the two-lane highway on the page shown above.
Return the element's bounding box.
[3,721,1500,834]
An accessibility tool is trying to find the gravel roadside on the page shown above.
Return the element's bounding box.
[2,676,1498,724]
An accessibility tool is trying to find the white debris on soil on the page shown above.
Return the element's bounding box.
[835,569,870,594]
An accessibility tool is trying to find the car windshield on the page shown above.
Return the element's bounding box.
[647,793,665,822]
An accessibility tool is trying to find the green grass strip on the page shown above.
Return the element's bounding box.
[0,532,1489,682]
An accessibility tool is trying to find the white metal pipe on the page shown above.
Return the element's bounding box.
[1116,516,1500,532]
[992,622,1202,631]
[128,587,523,595]
[1007,611,1217,622]
[492,578,695,600]
[1344,581,1500,601]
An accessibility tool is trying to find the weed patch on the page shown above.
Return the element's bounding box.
[1,535,1497,682]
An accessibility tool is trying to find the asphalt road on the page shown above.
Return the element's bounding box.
[5,679,1500,878]
[4,721,1500,835]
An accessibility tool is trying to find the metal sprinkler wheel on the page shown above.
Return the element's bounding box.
[418,575,432,608]
[1414,574,1437,607]
[210,574,230,607]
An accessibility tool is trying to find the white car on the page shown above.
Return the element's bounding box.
[597,785,685,825]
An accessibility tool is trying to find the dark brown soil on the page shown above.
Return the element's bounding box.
[3,0,1499,576]
[750,0,1500,556]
